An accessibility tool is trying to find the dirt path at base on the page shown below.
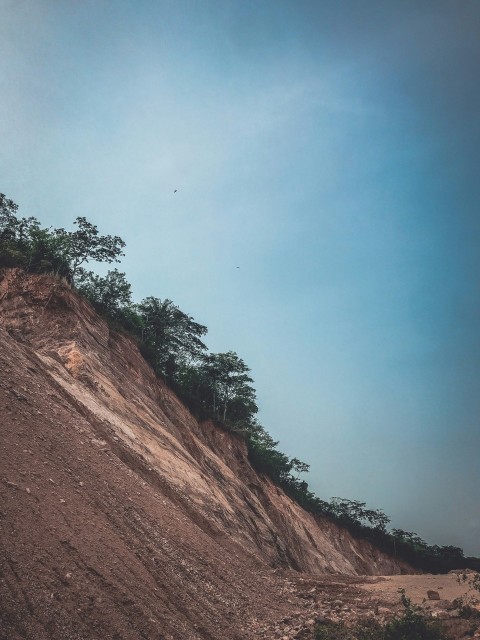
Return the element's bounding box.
[251,571,480,639]
[360,571,478,606]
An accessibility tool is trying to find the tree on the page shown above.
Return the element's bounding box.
[328,498,390,531]
[0,193,19,240]
[75,269,133,321]
[0,195,70,274]
[56,216,125,280]
[137,297,208,381]
[1,195,125,280]
[201,351,256,423]
[290,457,310,476]
[362,507,390,532]
[391,530,427,549]
[247,424,291,480]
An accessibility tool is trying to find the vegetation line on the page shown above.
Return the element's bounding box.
[1,193,478,574]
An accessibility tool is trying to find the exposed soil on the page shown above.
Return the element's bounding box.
[1,269,477,640]
[0,317,292,639]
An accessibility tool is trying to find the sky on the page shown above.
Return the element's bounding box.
[1,0,479,556]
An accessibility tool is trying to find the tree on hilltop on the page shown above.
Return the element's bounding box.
[75,269,134,323]
[56,216,125,280]
[201,351,256,422]
[137,297,208,382]
[0,194,125,281]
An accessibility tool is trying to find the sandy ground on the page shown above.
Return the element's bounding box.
[250,571,480,639]
[361,571,479,605]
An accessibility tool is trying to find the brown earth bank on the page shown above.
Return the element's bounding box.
[0,268,476,639]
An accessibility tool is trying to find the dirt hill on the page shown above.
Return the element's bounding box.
[0,269,444,639]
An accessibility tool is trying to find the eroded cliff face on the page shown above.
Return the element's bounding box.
[0,269,411,640]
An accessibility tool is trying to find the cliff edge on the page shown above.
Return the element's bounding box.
[0,269,411,640]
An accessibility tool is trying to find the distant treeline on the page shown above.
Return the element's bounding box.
[1,193,478,574]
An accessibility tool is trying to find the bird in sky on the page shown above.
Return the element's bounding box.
[174,189,178,193]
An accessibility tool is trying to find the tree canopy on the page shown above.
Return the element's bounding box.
[56,216,125,279]
[137,297,208,383]
[200,351,256,422]
[0,194,124,281]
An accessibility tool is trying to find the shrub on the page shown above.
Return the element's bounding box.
[315,619,383,639]
[315,591,446,640]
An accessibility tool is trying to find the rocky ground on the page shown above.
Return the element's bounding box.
[251,570,480,639]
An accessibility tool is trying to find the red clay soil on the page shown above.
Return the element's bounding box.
[1,321,296,639]
[0,269,431,640]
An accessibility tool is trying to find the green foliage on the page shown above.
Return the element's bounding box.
[247,422,292,480]
[0,193,22,266]
[0,194,125,280]
[473,573,480,592]
[57,216,125,278]
[387,531,467,573]
[383,590,446,640]
[200,351,256,423]
[315,592,446,640]
[453,571,480,618]
[1,195,70,275]
[315,619,384,640]
[136,297,207,383]
[75,269,134,323]
[291,457,311,475]
[315,621,353,640]
[330,498,390,532]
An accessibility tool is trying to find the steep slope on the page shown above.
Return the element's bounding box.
[0,269,410,640]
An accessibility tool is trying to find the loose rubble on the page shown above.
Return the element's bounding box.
[250,572,480,639]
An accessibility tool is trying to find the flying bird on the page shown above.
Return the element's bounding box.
[174,189,178,193]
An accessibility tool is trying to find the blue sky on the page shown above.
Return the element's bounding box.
[1,0,479,555]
